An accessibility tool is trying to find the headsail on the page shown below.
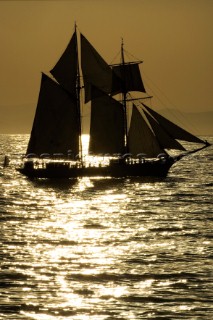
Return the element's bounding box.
[89,86,125,155]
[128,105,164,157]
[143,104,204,144]
[143,109,186,151]
[50,31,77,97]
[27,74,80,157]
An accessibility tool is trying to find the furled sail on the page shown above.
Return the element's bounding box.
[27,73,79,157]
[143,104,204,144]
[111,63,146,94]
[50,31,77,97]
[81,33,120,103]
[89,86,125,155]
[128,105,164,157]
[143,109,186,151]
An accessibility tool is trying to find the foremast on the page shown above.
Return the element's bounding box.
[119,39,148,155]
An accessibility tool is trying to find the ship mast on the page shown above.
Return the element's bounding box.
[75,23,83,164]
[121,38,129,154]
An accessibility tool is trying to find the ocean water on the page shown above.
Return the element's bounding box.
[0,134,212,320]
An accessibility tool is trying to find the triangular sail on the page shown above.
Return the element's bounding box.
[50,31,77,97]
[143,104,204,144]
[112,63,146,94]
[128,105,164,157]
[143,109,186,151]
[81,33,120,103]
[89,86,125,155]
[27,74,79,156]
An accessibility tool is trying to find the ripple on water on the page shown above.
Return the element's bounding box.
[0,135,213,319]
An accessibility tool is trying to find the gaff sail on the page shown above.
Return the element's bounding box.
[27,74,80,157]
[89,86,125,155]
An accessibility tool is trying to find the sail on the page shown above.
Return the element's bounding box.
[27,73,79,156]
[112,63,146,94]
[50,31,77,97]
[128,105,164,157]
[143,109,186,151]
[89,86,125,155]
[81,33,119,103]
[143,104,204,144]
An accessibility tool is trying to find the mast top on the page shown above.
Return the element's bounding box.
[121,37,124,49]
[121,38,124,62]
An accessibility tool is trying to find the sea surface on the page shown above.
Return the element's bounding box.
[0,134,213,320]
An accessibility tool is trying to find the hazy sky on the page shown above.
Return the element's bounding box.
[0,0,213,132]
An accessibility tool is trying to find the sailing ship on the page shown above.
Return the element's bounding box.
[17,25,210,179]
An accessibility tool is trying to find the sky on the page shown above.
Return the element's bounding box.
[0,0,213,133]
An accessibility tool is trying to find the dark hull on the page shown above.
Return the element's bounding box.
[17,158,175,179]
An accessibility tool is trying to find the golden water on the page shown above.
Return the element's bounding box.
[0,134,212,319]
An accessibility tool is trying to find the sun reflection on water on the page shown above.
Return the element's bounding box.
[1,135,213,319]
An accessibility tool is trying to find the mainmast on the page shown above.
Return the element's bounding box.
[75,23,83,163]
[121,38,129,154]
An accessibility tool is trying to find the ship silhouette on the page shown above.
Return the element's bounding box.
[17,25,210,179]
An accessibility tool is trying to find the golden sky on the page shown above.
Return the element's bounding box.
[0,0,213,133]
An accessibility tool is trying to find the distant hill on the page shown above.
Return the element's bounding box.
[0,104,212,135]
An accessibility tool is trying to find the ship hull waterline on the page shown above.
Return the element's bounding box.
[17,158,176,179]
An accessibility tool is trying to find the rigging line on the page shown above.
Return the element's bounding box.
[110,50,121,65]
[110,46,143,65]
[142,71,202,136]
[123,48,143,64]
[143,74,198,136]
[127,92,153,103]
